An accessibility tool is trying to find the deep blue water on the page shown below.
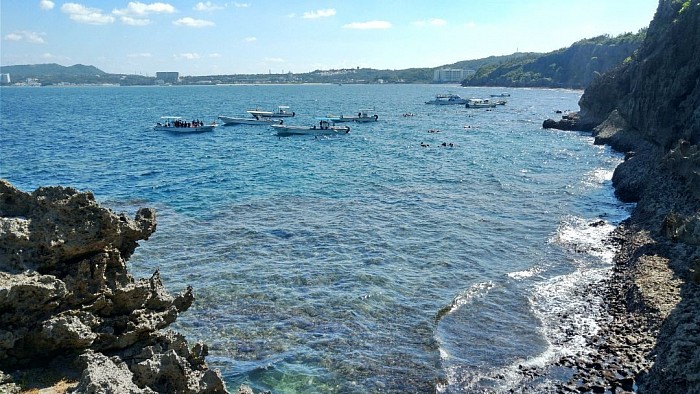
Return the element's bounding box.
[0,84,631,393]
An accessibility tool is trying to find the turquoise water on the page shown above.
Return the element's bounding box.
[0,84,631,393]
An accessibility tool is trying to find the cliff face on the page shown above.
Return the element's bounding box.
[0,180,228,393]
[463,33,644,89]
[573,1,700,393]
[581,1,700,150]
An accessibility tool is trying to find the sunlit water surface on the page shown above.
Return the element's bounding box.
[0,84,631,393]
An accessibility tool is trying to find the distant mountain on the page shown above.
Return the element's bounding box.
[461,31,646,89]
[1,63,107,79]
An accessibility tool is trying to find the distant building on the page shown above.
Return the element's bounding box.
[433,69,475,83]
[156,72,179,84]
[0,73,10,84]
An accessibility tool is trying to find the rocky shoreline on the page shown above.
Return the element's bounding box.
[0,180,230,393]
[538,2,699,392]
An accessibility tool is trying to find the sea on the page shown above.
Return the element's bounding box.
[0,84,633,393]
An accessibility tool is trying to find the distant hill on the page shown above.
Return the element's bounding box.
[462,31,646,89]
[1,63,107,79]
[444,52,542,73]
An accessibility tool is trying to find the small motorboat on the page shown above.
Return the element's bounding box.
[154,116,217,132]
[326,109,379,123]
[425,93,468,105]
[247,105,295,118]
[271,120,350,137]
[465,98,498,108]
[218,115,283,125]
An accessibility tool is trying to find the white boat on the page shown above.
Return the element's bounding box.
[271,120,350,137]
[218,115,283,125]
[153,116,217,132]
[465,98,498,108]
[247,105,295,118]
[326,109,378,123]
[425,93,468,105]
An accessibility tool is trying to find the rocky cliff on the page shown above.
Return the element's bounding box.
[463,32,645,89]
[545,0,700,392]
[0,180,229,393]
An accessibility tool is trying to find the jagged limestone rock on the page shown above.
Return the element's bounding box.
[0,180,228,393]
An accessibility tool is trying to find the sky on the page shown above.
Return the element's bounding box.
[1,0,659,76]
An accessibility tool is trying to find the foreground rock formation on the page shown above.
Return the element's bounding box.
[544,1,699,392]
[0,180,229,393]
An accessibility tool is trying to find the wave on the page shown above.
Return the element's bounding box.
[434,281,494,324]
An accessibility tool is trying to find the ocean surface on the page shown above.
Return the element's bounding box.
[0,84,632,393]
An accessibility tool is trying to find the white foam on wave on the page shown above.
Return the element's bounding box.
[550,215,618,264]
[507,265,544,280]
[462,215,620,392]
[582,167,615,187]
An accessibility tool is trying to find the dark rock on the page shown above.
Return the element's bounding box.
[0,180,229,393]
[542,112,598,131]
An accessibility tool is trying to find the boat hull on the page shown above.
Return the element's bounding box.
[154,125,216,132]
[218,116,283,125]
[247,106,295,118]
[271,124,350,137]
[327,115,378,123]
[425,99,468,105]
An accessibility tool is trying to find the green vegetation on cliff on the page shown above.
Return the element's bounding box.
[462,31,646,89]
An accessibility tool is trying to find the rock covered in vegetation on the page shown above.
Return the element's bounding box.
[463,32,645,89]
[0,179,228,393]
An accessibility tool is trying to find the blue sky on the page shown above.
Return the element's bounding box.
[1,0,659,76]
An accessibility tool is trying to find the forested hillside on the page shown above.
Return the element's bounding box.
[462,31,646,88]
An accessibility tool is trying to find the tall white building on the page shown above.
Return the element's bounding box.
[433,69,475,83]
[0,74,10,84]
[155,72,179,84]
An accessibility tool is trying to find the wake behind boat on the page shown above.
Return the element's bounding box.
[272,120,350,137]
[218,115,283,125]
[154,116,217,132]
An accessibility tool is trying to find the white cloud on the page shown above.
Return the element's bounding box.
[194,2,224,11]
[3,30,46,44]
[127,52,152,58]
[209,53,221,58]
[61,3,115,25]
[120,16,151,25]
[244,36,256,42]
[302,8,336,19]
[113,2,176,16]
[176,53,201,60]
[173,17,215,27]
[342,20,392,30]
[413,18,447,27]
[233,2,249,8]
[4,33,22,41]
[39,0,55,10]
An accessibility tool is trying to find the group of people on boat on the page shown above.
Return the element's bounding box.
[158,119,206,128]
